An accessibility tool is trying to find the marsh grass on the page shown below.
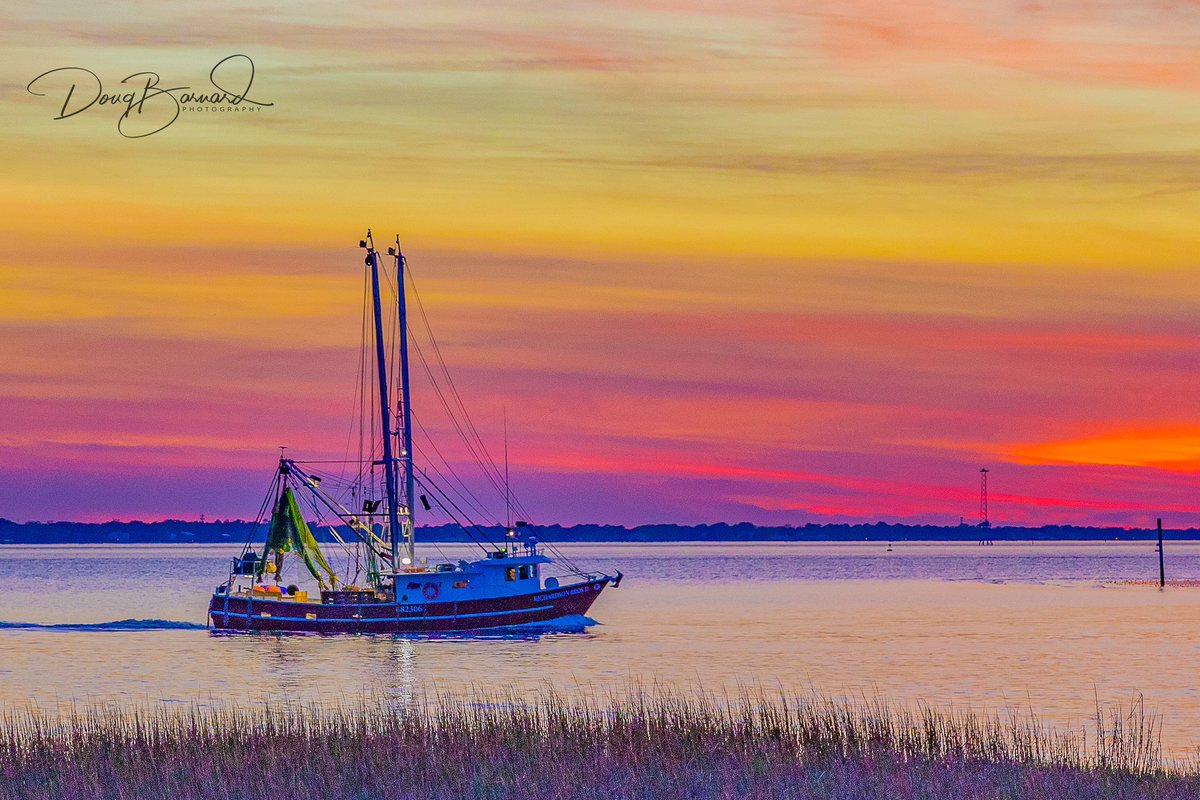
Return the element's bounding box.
[0,688,1193,799]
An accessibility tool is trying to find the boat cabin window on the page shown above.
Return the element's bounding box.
[505,567,516,582]
[518,565,529,580]
[531,565,539,579]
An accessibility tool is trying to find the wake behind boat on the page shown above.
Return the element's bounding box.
[208,231,620,633]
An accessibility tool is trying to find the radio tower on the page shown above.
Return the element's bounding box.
[979,468,990,528]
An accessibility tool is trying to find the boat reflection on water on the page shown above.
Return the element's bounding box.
[209,614,601,641]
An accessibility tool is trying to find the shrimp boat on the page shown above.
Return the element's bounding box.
[208,231,621,633]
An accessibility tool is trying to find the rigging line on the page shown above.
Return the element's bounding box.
[402,268,476,432]
[398,259,593,576]
[404,330,484,479]
[369,287,379,506]
[336,262,370,498]
[386,259,401,420]
[406,361,583,571]
[504,480,542,530]
[412,411,497,521]
[412,476,491,557]
[413,440,497,526]
[411,465,494,554]
[296,485,357,565]
[529,534,583,577]
[239,468,281,559]
[383,258,422,502]
[408,333,510,501]
[389,267,424,520]
[400,264,533,523]
[401,266,503,481]
[364,261,376,497]
[287,465,392,560]
[407,335,585,572]
[405,267,510,495]
[542,542,585,575]
[388,264,535,539]
[408,508,454,565]
[488,440,536,523]
[363,256,380,504]
[357,261,372,496]
[412,448,496,527]
[410,464,490,544]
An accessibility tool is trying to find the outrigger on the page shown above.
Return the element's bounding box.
[208,231,620,633]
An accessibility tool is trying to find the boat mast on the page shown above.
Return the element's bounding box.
[362,231,401,574]
[391,235,416,567]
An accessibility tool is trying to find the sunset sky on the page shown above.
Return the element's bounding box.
[1,1,1198,526]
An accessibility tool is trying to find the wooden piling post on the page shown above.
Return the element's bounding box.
[1157,517,1165,588]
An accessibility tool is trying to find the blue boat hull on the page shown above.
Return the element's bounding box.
[208,578,610,633]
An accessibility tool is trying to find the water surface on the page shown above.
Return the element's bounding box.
[2,541,1198,755]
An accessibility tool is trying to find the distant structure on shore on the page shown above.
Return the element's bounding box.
[977,468,994,545]
[979,468,990,528]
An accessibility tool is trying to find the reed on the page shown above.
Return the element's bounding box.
[0,688,1193,799]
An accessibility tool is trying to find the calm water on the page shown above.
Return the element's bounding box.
[3,541,1200,755]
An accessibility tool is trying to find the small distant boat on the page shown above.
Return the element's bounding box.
[208,231,621,633]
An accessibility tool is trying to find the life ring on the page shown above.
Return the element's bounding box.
[422,583,440,601]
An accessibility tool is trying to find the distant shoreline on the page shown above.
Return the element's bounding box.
[1,518,1195,545]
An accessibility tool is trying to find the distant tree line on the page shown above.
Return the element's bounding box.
[0,518,1194,545]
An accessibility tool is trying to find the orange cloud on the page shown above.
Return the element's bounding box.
[1011,429,1200,472]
